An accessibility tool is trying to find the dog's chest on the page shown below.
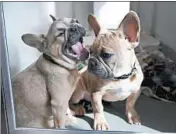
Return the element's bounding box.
[102,78,139,101]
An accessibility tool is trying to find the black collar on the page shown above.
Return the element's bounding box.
[112,63,137,80]
[43,54,70,69]
[43,54,57,64]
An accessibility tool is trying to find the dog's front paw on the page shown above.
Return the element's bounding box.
[94,113,109,130]
[126,108,141,125]
[70,105,86,116]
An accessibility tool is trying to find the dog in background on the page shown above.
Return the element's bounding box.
[70,11,144,130]
[12,15,89,128]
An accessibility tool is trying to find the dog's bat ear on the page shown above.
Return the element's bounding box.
[118,11,140,47]
[88,13,101,37]
[21,34,46,52]
[49,14,56,21]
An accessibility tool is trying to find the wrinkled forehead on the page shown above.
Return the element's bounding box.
[93,32,117,48]
[49,18,79,31]
[92,30,127,51]
[58,17,78,25]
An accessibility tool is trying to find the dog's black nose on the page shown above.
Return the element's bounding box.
[88,58,97,69]
[79,26,86,36]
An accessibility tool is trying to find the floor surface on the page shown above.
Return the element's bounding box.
[66,95,176,133]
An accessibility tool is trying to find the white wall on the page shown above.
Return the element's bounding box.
[131,2,176,51]
[3,2,55,77]
[73,2,93,29]
[93,2,130,29]
[55,2,93,29]
[55,2,73,18]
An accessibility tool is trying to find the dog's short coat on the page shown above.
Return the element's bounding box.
[70,11,144,130]
[12,15,89,128]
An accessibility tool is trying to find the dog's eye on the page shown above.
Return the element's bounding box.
[56,28,66,37]
[70,27,77,32]
[56,32,64,37]
[101,52,113,59]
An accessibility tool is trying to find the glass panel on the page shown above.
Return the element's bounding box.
[1,2,176,134]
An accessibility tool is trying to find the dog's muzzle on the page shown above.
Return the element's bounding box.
[88,57,114,79]
[62,23,89,61]
[88,57,137,80]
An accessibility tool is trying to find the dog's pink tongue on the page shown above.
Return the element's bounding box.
[71,42,84,56]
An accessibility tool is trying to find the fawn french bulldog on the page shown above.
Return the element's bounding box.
[70,11,144,130]
[12,15,89,128]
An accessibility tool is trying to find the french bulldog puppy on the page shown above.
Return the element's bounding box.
[70,11,144,130]
[12,15,89,128]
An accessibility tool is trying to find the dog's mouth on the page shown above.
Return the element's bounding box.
[66,37,89,61]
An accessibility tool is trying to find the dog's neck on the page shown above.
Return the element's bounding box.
[43,54,77,70]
